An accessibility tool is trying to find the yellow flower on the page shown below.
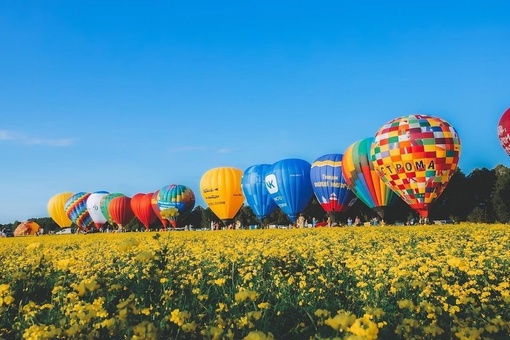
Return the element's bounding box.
[348,316,379,340]
[257,302,271,309]
[235,289,259,303]
[325,312,356,331]
[214,278,226,286]
[244,330,275,340]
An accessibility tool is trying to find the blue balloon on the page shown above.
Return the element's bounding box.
[265,158,313,223]
[241,164,278,222]
[310,154,357,213]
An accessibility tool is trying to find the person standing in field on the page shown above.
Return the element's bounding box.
[297,214,305,229]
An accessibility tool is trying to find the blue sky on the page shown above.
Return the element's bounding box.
[1,1,509,224]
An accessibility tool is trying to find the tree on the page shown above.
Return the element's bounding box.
[492,164,510,223]
[465,167,496,222]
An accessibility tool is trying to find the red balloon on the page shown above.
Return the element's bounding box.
[108,196,135,228]
[498,107,510,157]
[131,193,157,230]
[151,190,169,229]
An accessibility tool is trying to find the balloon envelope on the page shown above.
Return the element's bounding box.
[47,192,73,228]
[131,193,157,230]
[241,164,278,222]
[151,191,169,228]
[497,107,510,156]
[14,221,40,236]
[342,138,396,218]
[265,158,313,223]
[371,114,461,218]
[65,192,94,230]
[200,167,245,224]
[157,184,195,228]
[310,154,357,213]
[108,196,135,228]
[86,191,109,230]
[100,193,125,225]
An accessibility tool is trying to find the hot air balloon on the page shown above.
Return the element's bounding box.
[151,190,169,229]
[241,164,278,223]
[14,221,40,236]
[47,192,73,228]
[200,167,244,226]
[310,154,357,223]
[131,193,158,230]
[64,192,94,231]
[157,184,195,228]
[497,107,510,156]
[370,114,461,219]
[265,158,313,223]
[108,196,135,230]
[342,138,396,219]
[86,191,109,231]
[100,193,125,225]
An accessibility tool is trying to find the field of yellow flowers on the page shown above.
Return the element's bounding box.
[0,223,509,340]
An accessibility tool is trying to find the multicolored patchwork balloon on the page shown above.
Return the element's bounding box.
[370,114,461,218]
[310,154,357,214]
[64,192,94,231]
[342,138,396,218]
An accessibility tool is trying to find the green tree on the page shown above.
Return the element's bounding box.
[465,167,496,222]
[492,164,510,223]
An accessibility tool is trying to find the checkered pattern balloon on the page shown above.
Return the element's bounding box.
[370,114,461,217]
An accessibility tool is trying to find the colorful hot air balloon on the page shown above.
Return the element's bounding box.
[86,191,109,231]
[241,164,278,222]
[47,192,73,228]
[497,107,510,156]
[65,192,94,231]
[265,158,314,223]
[157,184,195,228]
[100,193,125,225]
[200,167,245,225]
[342,138,396,218]
[14,221,41,236]
[310,154,357,216]
[371,114,461,218]
[108,196,135,230]
[151,190,169,229]
[131,193,158,230]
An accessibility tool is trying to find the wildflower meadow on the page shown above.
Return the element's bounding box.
[0,224,509,339]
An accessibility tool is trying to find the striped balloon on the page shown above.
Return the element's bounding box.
[100,193,125,224]
[342,138,396,218]
[64,192,94,230]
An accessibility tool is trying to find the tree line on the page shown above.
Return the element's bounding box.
[2,164,510,233]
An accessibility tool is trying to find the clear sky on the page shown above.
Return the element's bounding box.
[1,1,509,224]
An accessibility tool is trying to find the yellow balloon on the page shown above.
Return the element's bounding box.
[47,192,74,228]
[200,167,245,223]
